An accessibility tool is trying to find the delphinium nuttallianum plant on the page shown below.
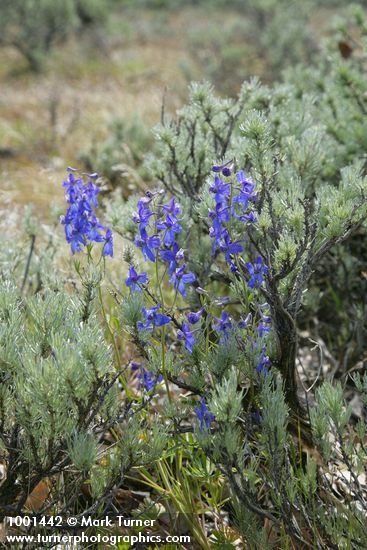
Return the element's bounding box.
[105,143,367,547]
[2,154,364,545]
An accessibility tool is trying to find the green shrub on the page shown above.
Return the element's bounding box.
[0,220,167,516]
[80,114,155,194]
[0,0,109,72]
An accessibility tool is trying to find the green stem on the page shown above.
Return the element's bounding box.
[155,253,171,403]
[161,326,172,404]
[98,285,128,392]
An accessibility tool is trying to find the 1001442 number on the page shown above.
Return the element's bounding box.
[7,516,63,527]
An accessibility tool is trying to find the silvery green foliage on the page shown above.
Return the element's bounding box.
[204,370,367,547]
[138,8,367,379]
[309,382,367,543]
[260,377,288,457]
[68,432,99,472]
[0,267,167,514]
[282,5,367,363]
[209,368,243,424]
[120,291,145,332]
[145,80,261,198]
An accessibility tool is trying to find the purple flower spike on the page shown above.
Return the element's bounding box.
[61,170,113,257]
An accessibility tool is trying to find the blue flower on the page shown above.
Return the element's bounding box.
[162,197,181,217]
[125,266,148,292]
[222,166,232,177]
[211,161,233,177]
[213,311,232,335]
[230,171,257,219]
[256,348,271,374]
[236,211,257,224]
[63,172,83,202]
[84,180,100,209]
[134,234,161,262]
[246,256,268,288]
[140,368,163,393]
[209,207,230,255]
[156,214,182,247]
[235,170,255,193]
[177,323,200,353]
[256,305,272,336]
[209,175,231,206]
[169,264,196,297]
[160,242,185,275]
[102,228,113,257]
[187,308,203,324]
[132,199,153,239]
[130,362,163,392]
[208,203,231,226]
[137,304,171,331]
[218,230,244,265]
[87,215,106,242]
[238,312,252,329]
[257,323,271,337]
[65,226,86,254]
[195,398,215,431]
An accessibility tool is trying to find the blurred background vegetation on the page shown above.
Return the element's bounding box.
[1,0,365,216]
